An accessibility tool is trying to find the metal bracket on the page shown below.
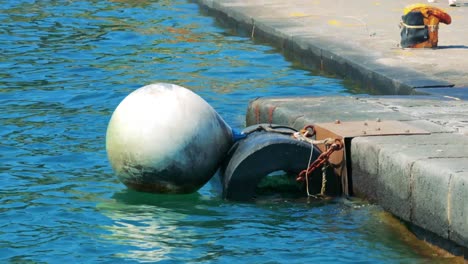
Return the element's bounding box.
[313,120,430,196]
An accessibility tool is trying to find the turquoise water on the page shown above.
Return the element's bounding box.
[0,0,452,263]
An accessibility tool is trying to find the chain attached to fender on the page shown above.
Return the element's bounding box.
[292,125,344,197]
[295,138,343,182]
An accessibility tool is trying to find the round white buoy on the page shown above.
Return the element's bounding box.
[106,83,233,194]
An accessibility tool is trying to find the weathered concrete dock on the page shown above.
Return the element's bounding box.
[246,96,467,254]
[195,0,468,256]
[196,0,468,95]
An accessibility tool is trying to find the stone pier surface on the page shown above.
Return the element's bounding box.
[196,0,468,96]
[246,96,468,253]
[194,0,468,254]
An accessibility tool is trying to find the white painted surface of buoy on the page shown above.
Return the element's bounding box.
[106,83,233,193]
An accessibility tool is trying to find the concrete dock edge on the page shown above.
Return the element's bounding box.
[245,96,468,256]
[193,0,468,257]
[194,0,466,95]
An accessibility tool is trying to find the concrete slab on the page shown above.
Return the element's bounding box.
[449,165,468,247]
[415,87,468,101]
[245,95,468,251]
[352,134,468,239]
[353,97,468,134]
[246,96,412,127]
[196,0,468,94]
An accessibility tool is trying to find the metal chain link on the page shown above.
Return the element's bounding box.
[292,125,343,197]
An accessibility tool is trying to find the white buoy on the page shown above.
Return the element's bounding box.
[106,83,233,194]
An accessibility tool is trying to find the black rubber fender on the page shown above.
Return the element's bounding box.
[219,129,321,201]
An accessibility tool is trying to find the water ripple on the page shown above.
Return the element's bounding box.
[0,0,456,263]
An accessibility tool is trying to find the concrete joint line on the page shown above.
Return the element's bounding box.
[408,160,416,223]
[320,49,324,72]
[447,173,453,241]
[251,19,255,39]
[427,156,468,160]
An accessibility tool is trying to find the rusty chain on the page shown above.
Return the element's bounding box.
[293,125,344,182]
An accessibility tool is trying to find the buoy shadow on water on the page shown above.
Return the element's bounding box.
[111,189,203,207]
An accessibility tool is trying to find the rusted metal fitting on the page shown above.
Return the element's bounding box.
[300,125,316,137]
[332,138,344,150]
[299,120,429,196]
